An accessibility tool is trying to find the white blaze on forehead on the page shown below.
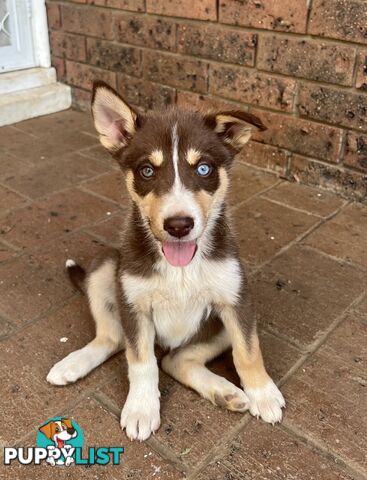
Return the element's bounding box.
[171,123,181,188]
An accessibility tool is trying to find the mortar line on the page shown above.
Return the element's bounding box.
[245,200,350,276]
[187,288,366,478]
[258,195,324,218]
[281,421,367,480]
[227,178,283,213]
[93,390,190,475]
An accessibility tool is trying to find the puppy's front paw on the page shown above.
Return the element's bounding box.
[245,379,285,424]
[47,349,92,385]
[120,392,160,441]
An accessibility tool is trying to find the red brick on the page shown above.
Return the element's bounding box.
[298,83,367,131]
[107,0,145,11]
[176,90,239,111]
[250,109,343,163]
[115,13,176,51]
[61,4,114,39]
[209,64,296,112]
[72,87,92,111]
[87,38,142,76]
[344,131,367,172]
[238,140,289,175]
[118,73,176,110]
[308,0,367,45]
[46,2,61,29]
[147,0,216,21]
[220,0,309,33]
[143,50,208,93]
[257,35,355,86]
[177,24,256,66]
[291,154,367,201]
[355,50,367,90]
[49,30,86,62]
[52,56,66,82]
[66,60,116,90]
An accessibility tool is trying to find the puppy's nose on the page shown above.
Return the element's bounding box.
[67,427,75,435]
[164,216,194,238]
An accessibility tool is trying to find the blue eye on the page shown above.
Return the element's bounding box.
[140,165,155,178]
[196,163,212,177]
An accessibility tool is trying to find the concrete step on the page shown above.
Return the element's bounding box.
[0,82,72,127]
[0,67,57,95]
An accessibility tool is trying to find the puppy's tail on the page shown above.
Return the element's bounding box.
[65,259,86,294]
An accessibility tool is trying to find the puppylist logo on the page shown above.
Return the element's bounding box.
[4,417,124,467]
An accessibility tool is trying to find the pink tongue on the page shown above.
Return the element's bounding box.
[162,240,197,267]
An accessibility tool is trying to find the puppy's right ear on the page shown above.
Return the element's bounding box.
[91,81,139,153]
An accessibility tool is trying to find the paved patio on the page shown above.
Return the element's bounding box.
[0,109,366,479]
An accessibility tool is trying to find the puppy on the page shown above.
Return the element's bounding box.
[47,81,285,441]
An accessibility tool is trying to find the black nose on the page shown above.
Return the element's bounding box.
[164,216,194,239]
[67,427,75,435]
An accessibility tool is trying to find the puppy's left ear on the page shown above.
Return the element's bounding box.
[205,110,266,151]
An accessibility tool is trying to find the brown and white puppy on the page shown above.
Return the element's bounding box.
[47,82,285,441]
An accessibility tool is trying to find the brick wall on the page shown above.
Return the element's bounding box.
[46,0,367,200]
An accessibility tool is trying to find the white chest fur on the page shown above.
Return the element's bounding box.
[121,257,242,349]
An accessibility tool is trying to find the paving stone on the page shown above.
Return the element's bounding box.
[0,232,107,326]
[12,109,95,137]
[232,197,318,270]
[4,397,181,479]
[0,149,33,184]
[78,144,117,169]
[252,245,367,349]
[0,241,18,263]
[3,152,109,199]
[0,315,13,338]
[195,421,355,480]
[0,188,117,250]
[0,185,28,214]
[228,163,278,207]
[283,314,367,473]
[82,171,129,205]
[1,128,98,164]
[263,181,344,218]
[0,297,123,445]
[304,203,367,269]
[86,214,123,246]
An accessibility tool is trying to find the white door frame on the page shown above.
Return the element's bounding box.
[31,0,51,68]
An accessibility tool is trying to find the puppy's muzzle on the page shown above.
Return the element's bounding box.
[164,216,194,239]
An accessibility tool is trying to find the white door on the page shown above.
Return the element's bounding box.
[0,0,35,72]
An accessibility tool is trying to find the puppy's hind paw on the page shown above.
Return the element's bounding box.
[245,379,285,424]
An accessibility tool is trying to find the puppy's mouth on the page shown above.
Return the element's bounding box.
[162,240,197,267]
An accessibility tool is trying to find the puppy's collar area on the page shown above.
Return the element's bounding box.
[162,240,197,267]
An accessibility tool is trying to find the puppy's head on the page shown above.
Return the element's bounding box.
[92,81,265,267]
[39,418,77,446]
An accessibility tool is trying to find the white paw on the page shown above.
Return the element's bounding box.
[47,349,93,385]
[120,392,160,441]
[211,377,250,413]
[245,379,285,424]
